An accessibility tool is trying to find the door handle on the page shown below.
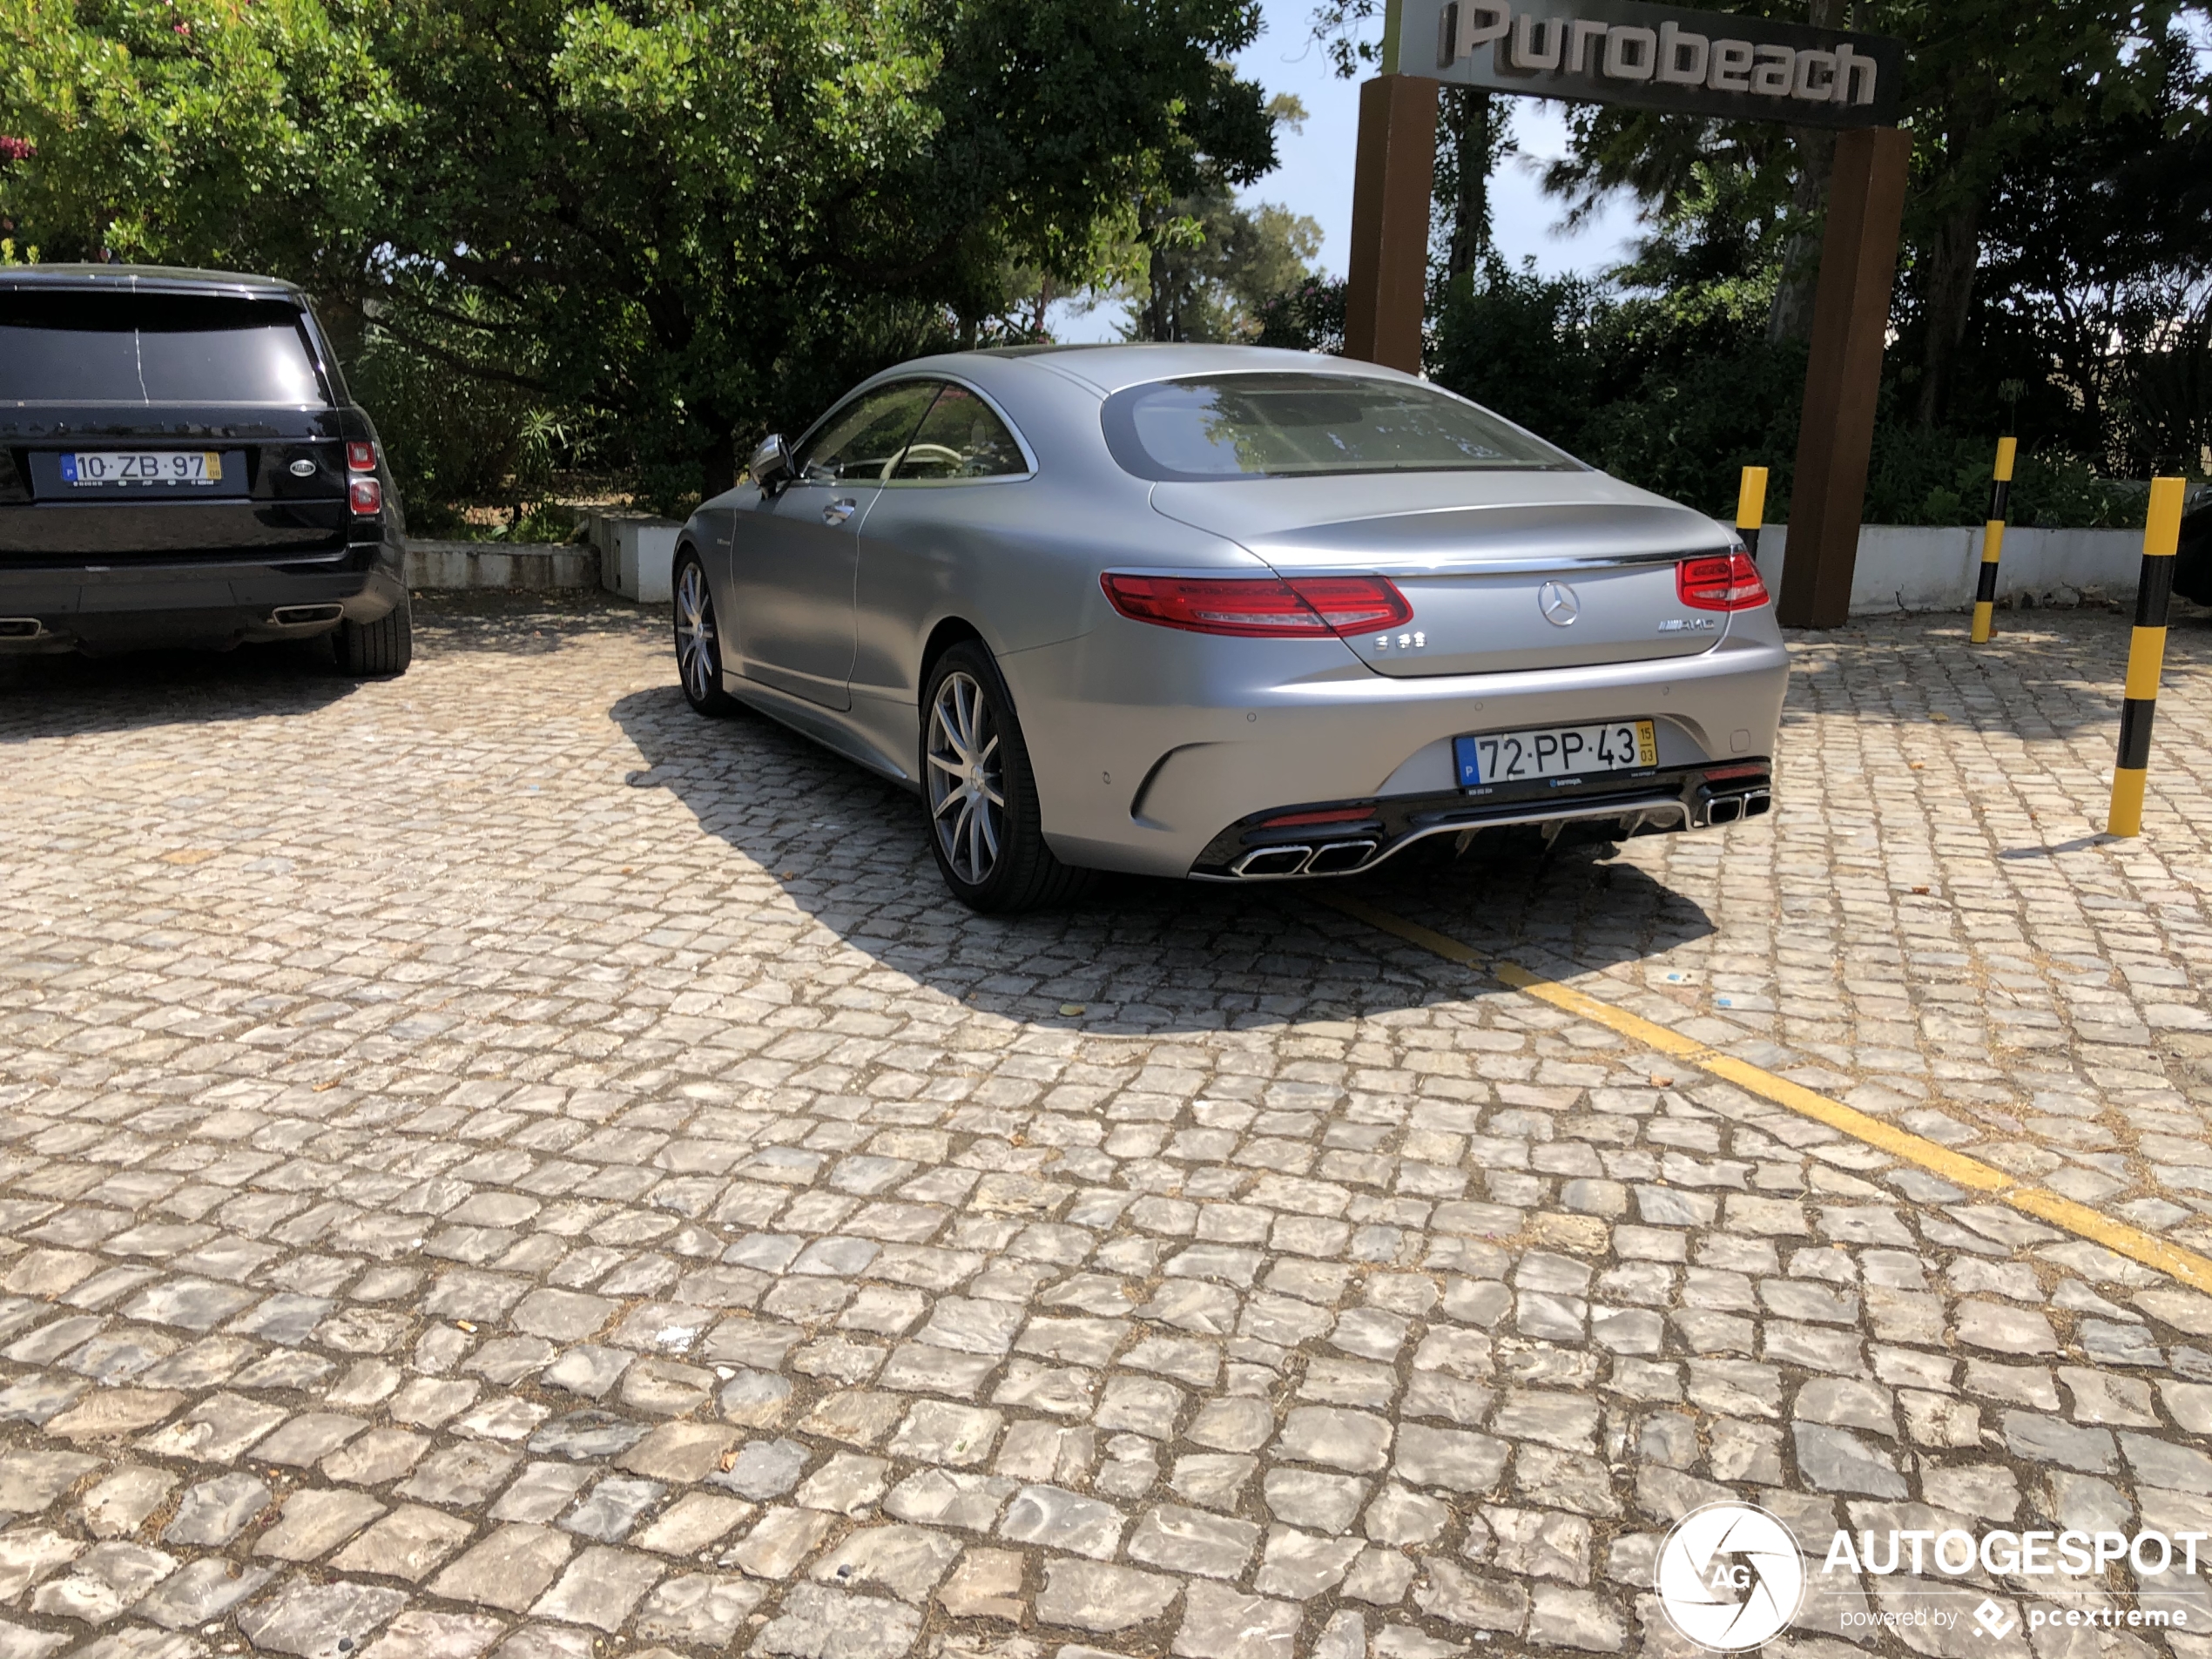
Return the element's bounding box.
[822,498,856,526]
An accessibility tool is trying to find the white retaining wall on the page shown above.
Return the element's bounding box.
[405,540,597,591]
[1758,524,2144,616]
[586,510,681,604]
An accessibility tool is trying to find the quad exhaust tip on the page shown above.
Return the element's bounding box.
[271,604,344,626]
[1229,840,1379,879]
[0,619,45,639]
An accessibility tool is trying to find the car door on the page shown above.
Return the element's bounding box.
[849,381,1035,737]
[731,378,941,710]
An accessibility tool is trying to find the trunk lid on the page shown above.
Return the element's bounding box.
[1151,477,1743,676]
[0,405,349,563]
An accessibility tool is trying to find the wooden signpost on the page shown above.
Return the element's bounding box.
[1345,0,1909,629]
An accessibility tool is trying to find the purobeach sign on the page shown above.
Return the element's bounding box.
[1389,0,1904,128]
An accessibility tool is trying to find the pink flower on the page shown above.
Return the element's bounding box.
[0,137,34,163]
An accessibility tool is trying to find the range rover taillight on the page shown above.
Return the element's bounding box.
[347,442,381,515]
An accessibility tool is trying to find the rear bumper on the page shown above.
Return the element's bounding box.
[1191,762,1771,879]
[1011,616,1791,878]
[0,540,404,652]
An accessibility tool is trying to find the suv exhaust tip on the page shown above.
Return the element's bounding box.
[0,619,46,639]
[271,604,344,627]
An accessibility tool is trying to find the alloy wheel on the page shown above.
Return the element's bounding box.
[927,670,1005,886]
[676,561,718,704]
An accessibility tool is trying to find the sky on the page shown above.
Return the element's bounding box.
[1050,0,1645,343]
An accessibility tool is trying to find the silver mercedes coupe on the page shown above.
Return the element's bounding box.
[672,345,1786,912]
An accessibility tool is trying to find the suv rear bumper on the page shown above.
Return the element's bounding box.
[0,542,405,653]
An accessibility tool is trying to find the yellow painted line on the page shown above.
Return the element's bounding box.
[1312,889,2212,1297]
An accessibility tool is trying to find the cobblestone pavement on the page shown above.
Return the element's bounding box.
[2,593,2212,1659]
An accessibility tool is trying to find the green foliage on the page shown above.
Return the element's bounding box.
[1253,273,1344,354]
[0,0,405,294]
[1,0,1278,510]
[1117,176,1322,341]
[1428,257,2143,529]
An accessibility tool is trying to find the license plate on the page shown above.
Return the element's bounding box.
[59,451,223,488]
[1455,719,1656,786]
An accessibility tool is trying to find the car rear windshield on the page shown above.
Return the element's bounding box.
[1101,371,1577,481]
[0,291,328,405]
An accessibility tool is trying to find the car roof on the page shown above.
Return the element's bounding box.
[0,263,305,301]
[940,342,1423,399]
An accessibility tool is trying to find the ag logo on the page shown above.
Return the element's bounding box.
[1655,1501,1805,1651]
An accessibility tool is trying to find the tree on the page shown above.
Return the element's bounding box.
[1120,91,1318,342]
[0,0,1280,505]
[0,0,405,310]
[1534,0,2202,428]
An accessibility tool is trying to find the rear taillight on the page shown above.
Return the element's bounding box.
[1677,550,1768,611]
[349,477,383,514]
[347,442,377,473]
[1101,573,1412,637]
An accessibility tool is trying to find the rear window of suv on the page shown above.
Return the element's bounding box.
[1100,371,1578,481]
[0,291,328,405]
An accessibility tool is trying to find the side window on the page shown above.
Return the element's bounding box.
[792,380,942,484]
[890,384,1028,481]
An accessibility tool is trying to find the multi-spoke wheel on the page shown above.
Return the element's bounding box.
[920,640,1092,913]
[672,550,736,715]
[927,669,1006,886]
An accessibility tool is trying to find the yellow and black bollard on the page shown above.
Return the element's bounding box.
[1968,436,2017,644]
[2107,475,2187,838]
[1736,466,1769,566]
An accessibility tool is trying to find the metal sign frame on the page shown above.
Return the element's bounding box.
[1393,0,1902,128]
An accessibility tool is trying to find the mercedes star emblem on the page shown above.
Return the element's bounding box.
[1539,580,1581,626]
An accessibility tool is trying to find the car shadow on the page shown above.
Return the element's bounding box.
[609,683,1716,1034]
[0,637,362,741]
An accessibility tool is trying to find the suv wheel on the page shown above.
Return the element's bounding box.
[922,640,1090,913]
[674,551,737,715]
[337,592,412,677]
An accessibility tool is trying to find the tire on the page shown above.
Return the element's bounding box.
[673,550,737,715]
[336,591,412,676]
[922,640,1091,913]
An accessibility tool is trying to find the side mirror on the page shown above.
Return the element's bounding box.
[749,434,794,494]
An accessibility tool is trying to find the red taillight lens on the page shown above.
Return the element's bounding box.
[1101,573,1412,637]
[349,476,383,515]
[1677,550,1769,611]
[347,441,377,473]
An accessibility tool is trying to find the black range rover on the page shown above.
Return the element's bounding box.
[0,263,410,673]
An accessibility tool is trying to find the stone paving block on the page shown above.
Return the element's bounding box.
[137,1393,287,1463]
[632,1573,766,1647]
[255,1490,388,1561]
[937,1547,1026,1621]
[529,1545,664,1631]
[617,1420,741,1483]
[133,1559,275,1630]
[726,1507,838,1578]
[237,1578,411,1659]
[752,1582,921,1658]
[1172,1581,1301,1659]
[45,1388,187,1440]
[330,1505,476,1581]
[399,1442,520,1510]
[78,1467,177,1539]
[30,1540,179,1622]
[428,1525,577,1613]
[356,1610,507,1659]
[0,1527,84,1601]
